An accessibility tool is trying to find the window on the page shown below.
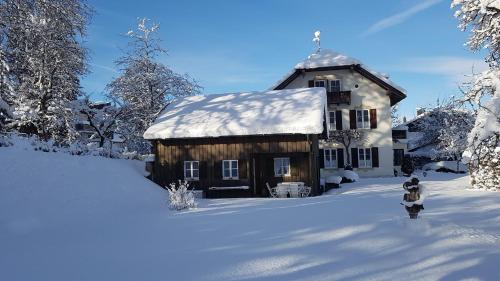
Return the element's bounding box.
[356,109,370,129]
[314,80,326,88]
[358,148,372,168]
[222,160,238,180]
[324,149,337,168]
[330,79,341,92]
[329,111,336,129]
[184,161,199,180]
[274,158,291,177]
[393,149,404,166]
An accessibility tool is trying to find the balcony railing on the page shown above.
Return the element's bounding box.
[327,91,351,105]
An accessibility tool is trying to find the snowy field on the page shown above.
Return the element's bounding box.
[1,145,500,281]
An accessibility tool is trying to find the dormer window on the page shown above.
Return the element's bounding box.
[314,80,326,88]
[330,79,341,93]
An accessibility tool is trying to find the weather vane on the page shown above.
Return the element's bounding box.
[313,30,321,53]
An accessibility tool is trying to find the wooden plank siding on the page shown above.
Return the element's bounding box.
[151,134,321,197]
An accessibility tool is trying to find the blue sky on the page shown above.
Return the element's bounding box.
[82,0,487,119]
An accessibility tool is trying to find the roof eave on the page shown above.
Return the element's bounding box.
[273,64,407,106]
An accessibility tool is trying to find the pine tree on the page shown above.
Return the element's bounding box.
[107,18,201,153]
[0,0,92,143]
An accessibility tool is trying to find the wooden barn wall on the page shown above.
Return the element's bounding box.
[151,135,319,196]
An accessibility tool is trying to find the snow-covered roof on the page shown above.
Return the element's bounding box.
[271,49,407,104]
[143,88,328,140]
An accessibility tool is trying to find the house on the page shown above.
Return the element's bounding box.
[144,49,408,196]
[143,88,328,197]
[271,49,407,178]
[392,123,409,174]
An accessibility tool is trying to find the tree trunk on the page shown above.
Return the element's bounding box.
[345,146,351,165]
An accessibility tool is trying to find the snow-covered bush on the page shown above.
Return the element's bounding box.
[326,175,342,184]
[401,155,415,176]
[166,180,197,211]
[342,170,359,183]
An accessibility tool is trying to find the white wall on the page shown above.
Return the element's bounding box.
[283,69,396,177]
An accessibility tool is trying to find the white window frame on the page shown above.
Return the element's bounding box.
[329,79,341,92]
[314,79,326,88]
[184,161,199,180]
[328,111,336,129]
[274,157,291,177]
[222,160,239,180]
[356,109,370,129]
[358,148,372,168]
[324,148,338,169]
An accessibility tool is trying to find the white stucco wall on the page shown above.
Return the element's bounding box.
[282,69,397,177]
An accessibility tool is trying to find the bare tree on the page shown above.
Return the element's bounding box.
[77,98,123,148]
[0,0,92,143]
[329,129,364,167]
[107,18,201,153]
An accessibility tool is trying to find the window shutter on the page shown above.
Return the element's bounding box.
[325,80,329,90]
[308,80,314,87]
[371,147,379,167]
[239,159,247,179]
[351,148,359,168]
[337,148,344,168]
[200,161,207,180]
[370,109,377,129]
[349,110,357,129]
[335,110,343,130]
[319,149,325,169]
[291,157,299,177]
[214,160,222,179]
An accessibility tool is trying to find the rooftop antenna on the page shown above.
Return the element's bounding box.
[313,30,321,53]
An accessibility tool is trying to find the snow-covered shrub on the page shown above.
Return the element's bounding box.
[326,175,342,184]
[166,180,197,210]
[401,155,415,176]
[342,170,359,183]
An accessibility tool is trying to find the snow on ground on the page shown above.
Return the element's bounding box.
[1,145,500,281]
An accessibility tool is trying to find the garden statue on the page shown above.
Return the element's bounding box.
[401,177,426,219]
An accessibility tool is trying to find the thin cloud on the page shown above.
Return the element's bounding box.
[89,63,118,74]
[362,0,442,36]
[392,56,488,83]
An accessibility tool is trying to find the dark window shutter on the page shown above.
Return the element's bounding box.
[214,160,222,179]
[349,110,357,129]
[370,109,377,129]
[337,148,344,168]
[291,157,299,176]
[200,161,207,180]
[371,147,379,167]
[319,149,325,168]
[238,159,247,179]
[325,80,329,90]
[335,110,343,130]
[308,80,314,87]
[351,148,359,168]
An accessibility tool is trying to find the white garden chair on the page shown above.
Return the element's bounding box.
[299,186,312,197]
[266,182,278,198]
